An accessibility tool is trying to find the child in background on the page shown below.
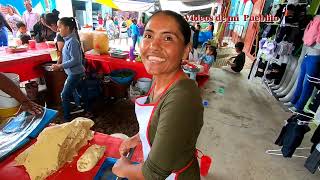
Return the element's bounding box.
[16,21,30,37]
[51,17,93,121]
[16,22,31,45]
[20,34,31,44]
[199,43,217,70]
[222,42,245,73]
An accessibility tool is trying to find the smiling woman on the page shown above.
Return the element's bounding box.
[112,10,204,180]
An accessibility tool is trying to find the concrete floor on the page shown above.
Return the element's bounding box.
[197,68,320,180]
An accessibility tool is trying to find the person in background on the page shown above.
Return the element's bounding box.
[20,34,31,44]
[45,10,62,63]
[16,21,30,37]
[112,10,203,180]
[126,16,132,38]
[137,18,144,46]
[103,13,109,28]
[113,17,119,38]
[199,45,217,69]
[51,17,92,121]
[5,5,21,37]
[191,23,201,49]
[208,22,214,34]
[0,73,43,115]
[105,16,117,41]
[119,16,128,45]
[16,22,31,44]
[55,32,64,64]
[22,0,40,32]
[45,9,60,32]
[98,13,103,27]
[0,12,12,47]
[222,42,245,73]
[114,17,119,27]
[33,14,56,42]
[130,19,139,51]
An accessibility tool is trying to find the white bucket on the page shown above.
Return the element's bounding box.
[0,73,20,108]
[136,78,152,93]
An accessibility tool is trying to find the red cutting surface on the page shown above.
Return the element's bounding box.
[0,132,143,180]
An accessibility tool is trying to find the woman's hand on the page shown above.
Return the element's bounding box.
[21,100,43,115]
[119,134,140,156]
[51,64,62,71]
[112,156,132,178]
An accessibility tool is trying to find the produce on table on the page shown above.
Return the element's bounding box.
[77,144,106,172]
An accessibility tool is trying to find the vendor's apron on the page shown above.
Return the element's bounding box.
[135,71,195,180]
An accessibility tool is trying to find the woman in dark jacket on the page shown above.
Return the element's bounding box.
[33,14,56,42]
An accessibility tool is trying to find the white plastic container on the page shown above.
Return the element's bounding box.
[136,78,152,93]
[0,73,20,108]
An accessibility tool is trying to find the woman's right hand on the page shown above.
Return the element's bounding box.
[119,134,140,156]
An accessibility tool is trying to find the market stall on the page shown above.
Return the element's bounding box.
[0,43,55,82]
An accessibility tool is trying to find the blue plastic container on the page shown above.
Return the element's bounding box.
[94,157,139,180]
[110,69,135,85]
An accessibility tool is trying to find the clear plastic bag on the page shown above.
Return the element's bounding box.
[0,108,46,160]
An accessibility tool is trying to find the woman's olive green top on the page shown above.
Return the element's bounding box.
[142,78,204,180]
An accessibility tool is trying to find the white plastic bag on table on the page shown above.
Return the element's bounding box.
[0,109,46,160]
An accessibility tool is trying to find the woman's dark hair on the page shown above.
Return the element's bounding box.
[208,22,214,33]
[148,10,191,45]
[40,13,45,20]
[235,42,244,51]
[59,17,78,31]
[59,17,84,58]
[16,21,26,29]
[45,9,60,25]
